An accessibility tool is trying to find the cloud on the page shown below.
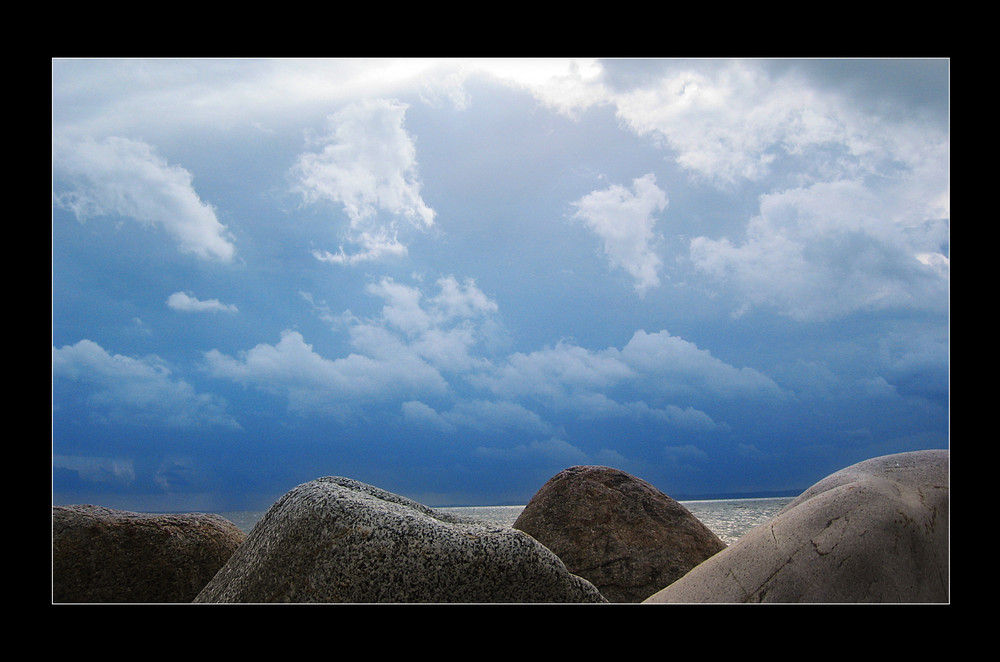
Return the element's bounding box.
[572,60,950,320]
[52,59,478,139]
[606,61,861,186]
[359,275,500,372]
[401,400,456,432]
[166,291,238,314]
[467,328,781,434]
[474,436,590,464]
[569,394,725,431]
[430,275,500,320]
[602,60,949,193]
[474,58,608,118]
[403,399,555,436]
[365,277,435,336]
[204,329,448,416]
[153,456,202,491]
[485,60,827,183]
[876,326,949,402]
[365,275,498,334]
[53,136,236,262]
[208,276,506,417]
[291,99,435,264]
[312,229,408,265]
[52,339,240,429]
[688,177,950,321]
[203,274,762,437]
[572,173,668,295]
[618,329,785,398]
[662,443,710,470]
[491,59,948,320]
[472,341,634,401]
[474,329,783,406]
[53,455,136,486]
[205,276,496,415]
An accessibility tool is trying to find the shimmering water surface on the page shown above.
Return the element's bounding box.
[676,497,794,546]
[220,497,793,547]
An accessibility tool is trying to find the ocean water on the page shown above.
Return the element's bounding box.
[218,496,793,547]
[676,497,794,546]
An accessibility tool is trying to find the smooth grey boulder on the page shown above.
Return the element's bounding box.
[52,505,245,603]
[644,449,949,603]
[194,476,607,603]
[513,465,726,602]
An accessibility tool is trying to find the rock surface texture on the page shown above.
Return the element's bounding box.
[644,449,949,603]
[52,505,245,603]
[512,465,726,602]
[194,476,607,603]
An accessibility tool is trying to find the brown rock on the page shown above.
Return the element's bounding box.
[513,465,726,602]
[52,504,245,603]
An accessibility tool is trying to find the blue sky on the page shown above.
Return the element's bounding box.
[52,58,949,512]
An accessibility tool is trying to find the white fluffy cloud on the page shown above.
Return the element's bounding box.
[484,60,949,320]
[359,276,499,372]
[53,136,236,262]
[474,58,608,118]
[205,276,500,415]
[689,176,950,320]
[469,328,782,431]
[475,329,782,403]
[205,329,448,416]
[312,229,408,265]
[473,341,634,400]
[572,174,668,295]
[608,61,866,186]
[291,99,435,264]
[167,291,238,313]
[204,272,775,435]
[582,60,951,321]
[52,339,239,429]
[618,329,786,398]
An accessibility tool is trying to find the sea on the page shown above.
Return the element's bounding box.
[217,496,794,547]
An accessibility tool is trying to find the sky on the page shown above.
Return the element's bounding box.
[52,58,949,512]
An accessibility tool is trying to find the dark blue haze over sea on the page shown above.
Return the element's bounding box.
[218,497,794,547]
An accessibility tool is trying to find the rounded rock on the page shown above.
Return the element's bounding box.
[194,476,607,603]
[644,449,949,603]
[53,505,245,603]
[513,465,726,602]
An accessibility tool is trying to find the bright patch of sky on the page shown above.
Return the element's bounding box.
[52,58,949,511]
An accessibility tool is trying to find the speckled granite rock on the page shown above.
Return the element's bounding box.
[52,505,245,603]
[644,450,949,603]
[194,476,607,603]
[512,465,726,602]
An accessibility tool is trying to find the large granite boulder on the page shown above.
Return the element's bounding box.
[194,476,607,603]
[644,449,949,603]
[52,505,245,603]
[512,465,726,602]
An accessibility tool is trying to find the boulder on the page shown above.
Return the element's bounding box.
[512,465,726,602]
[644,449,949,603]
[52,505,245,603]
[194,476,607,603]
